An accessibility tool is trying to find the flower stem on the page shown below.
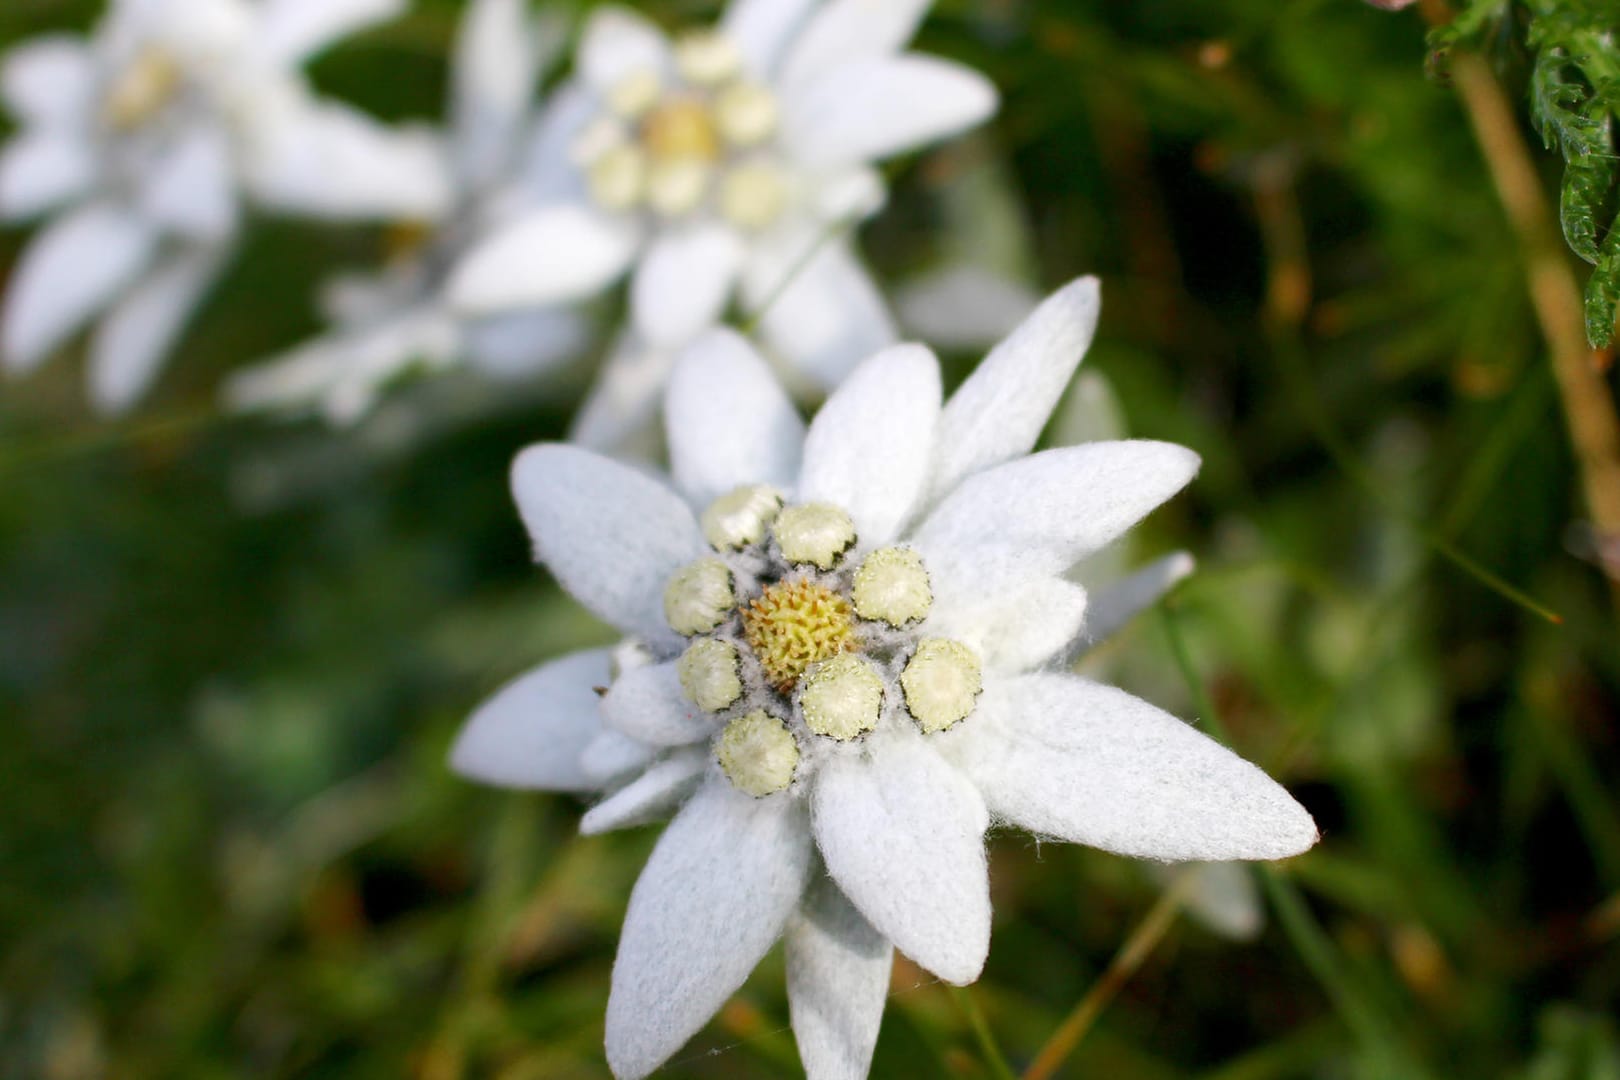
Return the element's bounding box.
[1020,880,1188,1080]
[949,985,1019,1080]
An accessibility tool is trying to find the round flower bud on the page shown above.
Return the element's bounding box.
[647,159,713,217]
[678,638,743,712]
[701,484,783,550]
[901,639,982,733]
[799,654,883,741]
[715,82,778,146]
[775,503,856,569]
[642,99,720,162]
[104,48,182,130]
[587,144,647,211]
[607,68,662,118]
[570,115,624,165]
[717,710,799,797]
[852,547,932,626]
[663,558,734,635]
[674,30,741,86]
[719,162,787,231]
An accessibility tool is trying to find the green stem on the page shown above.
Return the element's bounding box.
[950,985,1020,1080]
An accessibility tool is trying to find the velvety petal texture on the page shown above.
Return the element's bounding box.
[606,781,813,1079]
[448,206,641,312]
[786,876,894,1080]
[89,246,223,414]
[601,661,716,747]
[580,752,708,836]
[812,737,991,985]
[954,674,1319,861]
[511,444,705,647]
[450,649,613,792]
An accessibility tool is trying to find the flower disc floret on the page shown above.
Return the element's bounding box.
[103,46,183,130]
[701,484,783,550]
[798,653,884,741]
[852,547,933,626]
[716,710,799,797]
[742,578,856,691]
[901,639,983,733]
[663,557,735,635]
[678,638,743,712]
[774,503,856,569]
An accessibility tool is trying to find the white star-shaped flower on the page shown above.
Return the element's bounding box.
[450,277,1318,1079]
[445,0,998,446]
[0,0,453,412]
[224,0,591,425]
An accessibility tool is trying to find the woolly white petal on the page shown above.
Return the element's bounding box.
[138,126,237,239]
[1078,552,1195,653]
[571,334,675,452]
[777,0,931,91]
[2,203,158,374]
[447,205,640,312]
[248,104,452,221]
[813,737,990,984]
[580,751,708,835]
[895,264,1041,351]
[581,728,659,785]
[926,276,1101,504]
[666,329,804,506]
[631,223,744,348]
[601,661,715,747]
[913,441,1201,577]
[463,307,589,380]
[605,780,812,1079]
[89,246,223,414]
[259,0,405,63]
[953,673,1319,860]
[722,0,817,77]
[797,343,940,546]
[786,876,893,1080]
[451,0,540,190]
[743,236,896,389]
[1159,862,1264,941]
[0,132,93,220]
[519,82,596,204]
[783,56,997,169]
[449,648,612,792]
[578,5,670,92]
[926,567,1088,674]
[1,36,94,130]
[511,443,705,646]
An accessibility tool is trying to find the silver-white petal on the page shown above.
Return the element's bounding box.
[782,55,997,169]
[1078,551,1195,655]
[0,131,94,220]
[580,751,708,835]
[630,222,744,348]
[605,779,812,1079]
[258,0,406,64]
[812,736,990,985]
[1,36,95,131]
[577,5,671,92]
[138,126,237,239]
[912,441,1201,578]
[601,660,715,747]
[1,202,158,374]
[742,234,897,389]
[776,0,932,92]
[722,0,817,77]
[510,443,705,647]
[797,343,940,546]
[449,648,613,792]
[89,245,224,414]
[950,673,1320,861]
[925,276,1101,505]
[447,204,640,312]
[666,328,804,506]
[571,333,676,453]
[786,875,893,1080]
[926,567,1088,674]
[451,0,541,191]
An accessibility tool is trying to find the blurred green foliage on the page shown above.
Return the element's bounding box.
[3,1,1619,1078]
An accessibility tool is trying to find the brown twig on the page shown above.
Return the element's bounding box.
[1425,0,1620,614]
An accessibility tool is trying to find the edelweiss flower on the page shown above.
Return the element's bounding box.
[224,0,589,425]
[445,0,997,444]
[451,277,1318,1078]
[0,0,451,412]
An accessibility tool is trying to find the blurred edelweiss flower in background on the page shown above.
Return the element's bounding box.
[446,0,999,447]
[224,0,591,425]
[0,0,451,413]
[451,277,1319,1079]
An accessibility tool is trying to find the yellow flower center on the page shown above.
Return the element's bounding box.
[742,578,857,692]
[640,98,721,164]
[103,47,182,130]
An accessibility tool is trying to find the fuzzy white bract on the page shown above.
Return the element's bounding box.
[450,277,1318,1079]
[0,0,452,412]
[445,0,998,447]
[224,0,590,425]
